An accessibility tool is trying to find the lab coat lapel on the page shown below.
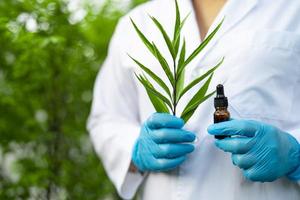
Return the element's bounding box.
[219,0,259,37]
[181,0,259,63]
[206,0,259,53]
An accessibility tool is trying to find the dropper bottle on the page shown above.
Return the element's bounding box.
[214,84,230,139]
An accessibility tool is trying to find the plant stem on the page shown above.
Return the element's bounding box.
[172,57,177,116]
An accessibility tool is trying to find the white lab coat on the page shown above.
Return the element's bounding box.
[87,0,300,199]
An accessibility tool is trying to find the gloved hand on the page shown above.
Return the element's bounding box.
[208,119,300,182]
[132,113,196,172]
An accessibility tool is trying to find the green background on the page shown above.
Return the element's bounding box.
[0,0,146,199]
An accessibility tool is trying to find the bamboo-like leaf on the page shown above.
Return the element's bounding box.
[128,54,172,98]
[142,75,173,110]
[173,0,181,54]
[184,19,223,66]
[174,34,180,58]
[152,43,175,86]
[140,75,170,113]
[173,0,180,41]
[176,68,185,101]
[173,13,190,57]
[147,90,170,113]
[149,15,175,59]
[181,73,214,116]
[181,91,215,123]
[172,12,191,46]
[130,18,155,56]
[175,39,186,101]
[178,57,224,101]
[135,73,173,109]
[178,19,224,76]
[174,35,180,57]
[180,13,190,29]
[177,39,186,75]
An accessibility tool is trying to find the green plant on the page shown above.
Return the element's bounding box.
[129,0,224,123]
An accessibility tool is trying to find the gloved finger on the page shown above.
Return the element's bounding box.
[207,119,259,137]
[231,153,256,169]
[151,128,196,143]
[152,144,195,158]
[243,165,277,182]
[149,156,186,171]
[147,113,184,129]
[215,137,254,154]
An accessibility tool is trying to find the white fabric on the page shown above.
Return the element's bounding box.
[87,0,300,199]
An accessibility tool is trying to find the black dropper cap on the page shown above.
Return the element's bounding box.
[214,84,228,108]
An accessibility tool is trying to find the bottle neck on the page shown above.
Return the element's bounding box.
[215,106,228,111]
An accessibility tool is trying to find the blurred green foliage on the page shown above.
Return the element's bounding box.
[0,0,145,199]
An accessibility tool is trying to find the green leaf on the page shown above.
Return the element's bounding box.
[142,75,173,110]
[180,13,190,29]
[181,91,215,123]
[175,39,186,101]
[147,90,170,113]
[135,73,173,110]
[176,68,185,102]
[176,39,186,75]
[173,0,181,45]
[181,73,214,116]
[152,43,175,86]
[178,57,224,101]
[149,15,175,59]
[173,13,190,57]
[173,0,181,38]
[142,77,170,113]
[130,18,155,56]
[128,54,172,98]
[178,19,224,76]
[173,13,190,44]
[174,35,181,57]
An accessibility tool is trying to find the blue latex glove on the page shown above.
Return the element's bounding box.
[132,113,196,172]
[208,119,300,182]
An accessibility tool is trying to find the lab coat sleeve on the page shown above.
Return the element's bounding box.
[87,17,144,199]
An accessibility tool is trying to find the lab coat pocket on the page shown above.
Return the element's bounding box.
[225,30,300,121]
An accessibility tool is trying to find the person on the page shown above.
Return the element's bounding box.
[87,0,300,199]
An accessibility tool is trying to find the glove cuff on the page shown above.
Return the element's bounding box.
[287,144,300,181]
[287,165,300,181]
[131,139,146,172]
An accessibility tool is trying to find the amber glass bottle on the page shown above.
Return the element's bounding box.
[214,84,230,139]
